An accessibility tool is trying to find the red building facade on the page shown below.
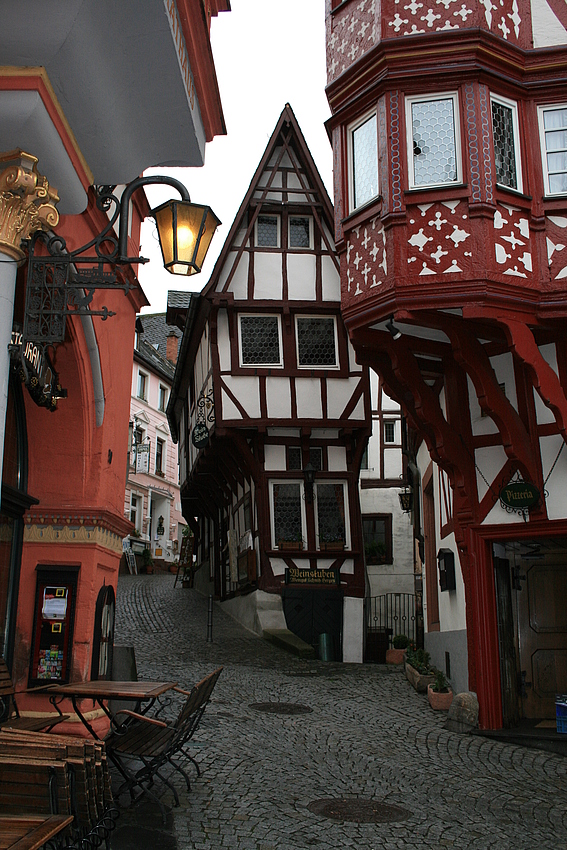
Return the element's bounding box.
[325,0,567,727]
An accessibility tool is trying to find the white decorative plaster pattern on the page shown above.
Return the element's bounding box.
[407,200,470,276]
[494,204,532,278]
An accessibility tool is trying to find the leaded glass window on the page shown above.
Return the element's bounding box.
[288,447,302,470]
[539,105,567,195]
[272,483,303,545]
[408,95,459,188]
[316,482,346,545]
[351,113,378,209]
[289,217,311,248]
[256,215,279,247]
[239,315,281,366]
[491,96,520,190]
[296,317,337,367]
[384,421,395,443]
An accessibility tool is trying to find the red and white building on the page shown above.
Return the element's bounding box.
[168,105,372,661]
[325,0,567,726]
[0,1,229,728]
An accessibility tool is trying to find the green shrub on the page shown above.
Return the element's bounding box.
[393,634,409,649]
[432,670,450,692]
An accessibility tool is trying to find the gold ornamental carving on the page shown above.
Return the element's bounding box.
[0,149,60,262]
[24,522,123,554]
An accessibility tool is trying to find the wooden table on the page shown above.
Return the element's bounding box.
[39,680,177,739]
[0,814,74,850]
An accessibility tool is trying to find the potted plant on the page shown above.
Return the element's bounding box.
[405,645,436,692]
[386,633,409,665]
[278,531,304,551]
[319,529,345,552]
[364,540,387,564]
[141,547,154,575]
[427,670,453,710]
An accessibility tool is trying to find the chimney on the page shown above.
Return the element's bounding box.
[166,332,179,364]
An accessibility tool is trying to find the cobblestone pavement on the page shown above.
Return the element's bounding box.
[113,575,567,850]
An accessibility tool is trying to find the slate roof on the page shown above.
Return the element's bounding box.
[135,312,181,381]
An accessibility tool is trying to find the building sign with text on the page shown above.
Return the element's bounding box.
[285,568,339,586]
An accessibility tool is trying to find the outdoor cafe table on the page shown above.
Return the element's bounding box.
[38,680,177,739]
[0,814,74,850]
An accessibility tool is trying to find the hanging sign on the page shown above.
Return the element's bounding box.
[499,481,540,511]
[192,422,209,448]
[136,443,150,473]
[10,326,67,411]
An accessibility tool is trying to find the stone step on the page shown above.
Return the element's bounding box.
[263,628,316,659]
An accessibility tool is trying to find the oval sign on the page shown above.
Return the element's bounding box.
[499,481,540,510]
[192,422,209,448]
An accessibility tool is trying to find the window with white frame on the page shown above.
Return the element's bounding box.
[289,216,312,249]
[491,94,522,192]
[296,316,338,368]
[155,437,165,475]
[158,384,168,412]
[271,481,304,547]
[538,104,567,196]
[384,421,395,443]
[349,111,378,211]
[255,214,280,247]
[130,493,142,532]
[137,370,148,400]
[239,314,282,367]
[406,93,461,189]
[315,481,348,547]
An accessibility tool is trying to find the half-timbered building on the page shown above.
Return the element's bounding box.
[325,0,567,726]
[168,105,371,662]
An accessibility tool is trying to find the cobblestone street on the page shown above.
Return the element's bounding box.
[113,575,567,850]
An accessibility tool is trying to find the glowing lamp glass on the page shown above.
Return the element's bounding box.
[152,200,221,276]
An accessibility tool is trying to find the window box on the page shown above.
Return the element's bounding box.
[278,540,304,551]
[319,541,345,552]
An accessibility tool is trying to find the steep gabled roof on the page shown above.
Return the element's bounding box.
[201,102,337,298]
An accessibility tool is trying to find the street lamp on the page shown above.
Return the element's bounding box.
[153,199,221,276]
[303,462,316,505]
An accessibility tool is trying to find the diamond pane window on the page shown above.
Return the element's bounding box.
[540,106,567,195]
[240,315,281,366]
[288,447,302,470]
[316,483,346,546]
[309,448,322,471]
[272,483,303,545]
[256,215,279,247]
[289,217,311,248]
[296,317,337,367]
[351,113,378,209]
[409,96,459,187]
[491,96,521,191]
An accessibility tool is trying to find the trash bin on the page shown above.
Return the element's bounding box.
[319,632,334,662]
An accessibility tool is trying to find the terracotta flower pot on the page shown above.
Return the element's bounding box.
[385,648,406,665]
[427,683,453,710]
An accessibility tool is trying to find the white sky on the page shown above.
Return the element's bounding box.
[138,0,331,313]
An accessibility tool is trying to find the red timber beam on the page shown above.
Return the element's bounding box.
[352,327,476,523]
[439,318,540,487]
[499,318,567,444]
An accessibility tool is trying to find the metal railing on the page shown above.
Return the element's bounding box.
[365,593,416,646]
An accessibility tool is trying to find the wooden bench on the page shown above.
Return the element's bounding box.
[105,667,222,822]
[0,660,69,732]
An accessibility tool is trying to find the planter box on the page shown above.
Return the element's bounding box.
[405,662,435,693]
[427,683,453,710]
[386,648,406,665]
[278,541,303,551]
[320,542,345,552]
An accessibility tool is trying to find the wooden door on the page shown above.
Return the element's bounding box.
[493,557,520,727]
[517,559,567,719]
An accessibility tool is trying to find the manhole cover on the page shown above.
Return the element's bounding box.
[308,798,410,823]
[249,702,313,715]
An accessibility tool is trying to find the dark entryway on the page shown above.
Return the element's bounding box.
[282,588,343,660]
[494,538,567,723]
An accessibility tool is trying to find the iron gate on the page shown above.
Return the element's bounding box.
[365,593,416,662]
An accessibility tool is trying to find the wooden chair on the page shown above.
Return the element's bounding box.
[105,667,222,822]
[0,659,69,732]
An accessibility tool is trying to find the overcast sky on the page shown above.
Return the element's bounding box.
[138,0,331,313]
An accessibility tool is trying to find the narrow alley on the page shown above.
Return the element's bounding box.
[111,575,566,850]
